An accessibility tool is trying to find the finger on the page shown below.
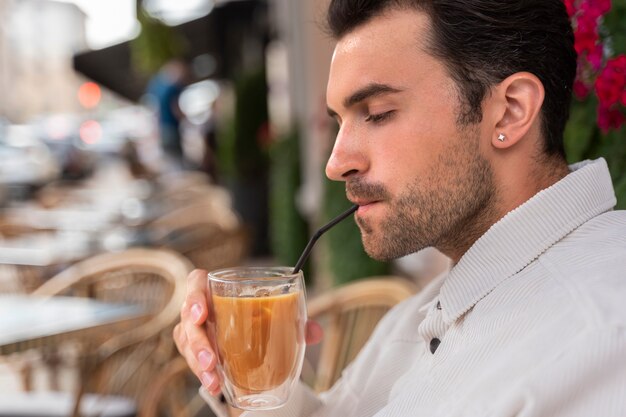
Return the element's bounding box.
[305,320,324,345]
[175,277,221,394]
[181,269,210,325]
[174,322,201,372]
[182,316,216,371]
[180,271,220,378]
[185,338,220,393]
[179,318,220,388]
[200,370,221,393]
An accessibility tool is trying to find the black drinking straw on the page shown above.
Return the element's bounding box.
[292,204,359,273]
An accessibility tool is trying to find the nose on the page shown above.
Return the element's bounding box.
[325,125,368,182]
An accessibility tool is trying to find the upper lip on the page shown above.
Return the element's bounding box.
[348,197,379,207]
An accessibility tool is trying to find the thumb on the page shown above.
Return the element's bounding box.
[305,320,323,345]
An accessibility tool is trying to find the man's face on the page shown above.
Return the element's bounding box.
[325,9,497,261]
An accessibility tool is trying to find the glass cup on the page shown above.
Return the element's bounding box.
[207,267,307,410]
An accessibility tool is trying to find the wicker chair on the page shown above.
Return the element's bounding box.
[139,356,208,417]
[157,184,232,213]
[7,248,195,417]
[134,224,249,417]
[148,198,240,240]
[305,277,418,392]
[164,223,250,272]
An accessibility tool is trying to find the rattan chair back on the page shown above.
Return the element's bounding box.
[306,277,418,392]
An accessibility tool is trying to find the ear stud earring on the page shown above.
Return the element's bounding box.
[497,133,506,142]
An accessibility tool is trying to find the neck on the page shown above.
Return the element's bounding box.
[439,156,570,265]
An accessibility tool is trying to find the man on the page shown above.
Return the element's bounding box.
[145,59,189,169]
[174,0,626,416]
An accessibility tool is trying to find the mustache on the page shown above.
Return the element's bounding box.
[346,178,390,202]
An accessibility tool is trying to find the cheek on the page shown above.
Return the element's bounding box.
[368,121,451,190]
[368,153,416,202]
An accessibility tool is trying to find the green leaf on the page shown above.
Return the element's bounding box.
[268,130,310,279]
[564,98,597,163]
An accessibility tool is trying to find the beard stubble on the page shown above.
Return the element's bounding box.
[349,125,497,261]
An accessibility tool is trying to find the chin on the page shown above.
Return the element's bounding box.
[361,228,428,261]
[361,235,395,262]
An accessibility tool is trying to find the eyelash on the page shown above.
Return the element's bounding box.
[365,111,394,124]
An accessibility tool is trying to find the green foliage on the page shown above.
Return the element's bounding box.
[216,68,270,182]
[130,11,187,75]
[231,68,270,179]
[565,97,626,208]
[564,97,599,163]
[322,176,391,285]
[564,0,626,209]
[269,130,310,278]
[215,114,236,179]
[604,1,626,56]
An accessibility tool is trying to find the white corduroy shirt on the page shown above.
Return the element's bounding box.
[203,158,626,417]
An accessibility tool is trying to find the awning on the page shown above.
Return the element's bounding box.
[73,0,267,102]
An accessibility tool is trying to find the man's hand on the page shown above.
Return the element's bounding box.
[173,269,323,395]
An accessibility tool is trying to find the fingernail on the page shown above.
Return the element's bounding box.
[198,350,213,369]
[201,371,217,388]
[191,304,202,323]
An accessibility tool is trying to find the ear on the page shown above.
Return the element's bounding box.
[489,72,545,150]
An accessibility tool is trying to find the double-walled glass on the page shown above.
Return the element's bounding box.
[207,267,307,410]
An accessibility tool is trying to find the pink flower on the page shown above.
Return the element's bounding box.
[563,0,577,17]
[582,0,611,17]
[563,0,625,132]
[594,55,626,108]
[587,44,604,70]
[597,106,625,133]
[573,80,591,99]
[573,10,600,55]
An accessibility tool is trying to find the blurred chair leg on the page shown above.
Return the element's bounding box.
[140,357,188,417]
[43,348,63,391]
[18,362,34,391]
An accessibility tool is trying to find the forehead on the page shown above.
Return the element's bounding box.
[336,9,430,55]
[327,10,436,100]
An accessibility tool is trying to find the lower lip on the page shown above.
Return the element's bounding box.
[356,202,379,215]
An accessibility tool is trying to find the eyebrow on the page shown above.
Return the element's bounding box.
[327,83,404,118]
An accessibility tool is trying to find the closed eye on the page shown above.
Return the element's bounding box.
[365,111,395,124]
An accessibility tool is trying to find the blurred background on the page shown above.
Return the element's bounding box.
[0,0,451,291]
[0,1,449,415]
[0,0,623,416]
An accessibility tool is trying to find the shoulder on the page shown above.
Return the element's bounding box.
[540,210,626,326]
[547,210,626,273]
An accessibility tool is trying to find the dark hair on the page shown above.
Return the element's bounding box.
[327,0,577,158]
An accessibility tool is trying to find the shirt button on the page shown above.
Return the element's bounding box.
[436,301,441,310]
[430,338,441,354]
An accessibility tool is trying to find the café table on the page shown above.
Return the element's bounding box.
[1,293,149,398]
[0,232,92,268]
[0,294,147,356]
[0,296,147,416]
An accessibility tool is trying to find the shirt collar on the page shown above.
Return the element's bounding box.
[439,158,617,324]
